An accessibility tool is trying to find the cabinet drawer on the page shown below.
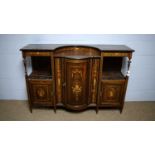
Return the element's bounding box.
[28,80,53,106]
[100,81,124,106]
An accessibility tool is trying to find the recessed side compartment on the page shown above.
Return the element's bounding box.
[28,79,53,106]
[99,80,125,107]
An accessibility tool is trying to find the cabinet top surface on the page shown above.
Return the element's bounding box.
[20,44,134,52]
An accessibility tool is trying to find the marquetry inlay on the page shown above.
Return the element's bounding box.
[55,58,62,103]
[71,69,83,102]
[91,59,99,103]
[21,44,134,113]
[108,88,114,98]
[36,87,46,98]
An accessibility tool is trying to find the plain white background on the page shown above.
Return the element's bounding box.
[0,34,155,101]
[0,1,155,155]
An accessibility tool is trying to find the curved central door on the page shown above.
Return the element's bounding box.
[63,58,90,111]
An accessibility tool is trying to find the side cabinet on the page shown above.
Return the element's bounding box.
[99,80,125,107]
[28,79,54,106]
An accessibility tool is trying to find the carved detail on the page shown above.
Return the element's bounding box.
[55,58,62,103]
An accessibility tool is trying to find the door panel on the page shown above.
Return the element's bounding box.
[29,80,53,106]
[63,59,90,110]
[100,81,124,106]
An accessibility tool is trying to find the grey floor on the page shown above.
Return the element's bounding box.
[0,100,155,121]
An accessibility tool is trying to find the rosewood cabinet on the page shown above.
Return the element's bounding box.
[21,44,134,113]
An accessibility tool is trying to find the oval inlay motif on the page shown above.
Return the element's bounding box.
[107,88,116,99]
[36,88,46,98]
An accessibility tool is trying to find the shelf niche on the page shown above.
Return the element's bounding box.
[27,56,52,79]
[102,57,126,80]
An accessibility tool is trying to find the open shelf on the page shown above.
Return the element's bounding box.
[102,57,126,80]
[102,71,124,80]
[29,71,52,79]
[28,56,52,79]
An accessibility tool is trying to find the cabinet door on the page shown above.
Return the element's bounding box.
[63,59,90,110]
[28,80,53,106]
[100,81,124,106]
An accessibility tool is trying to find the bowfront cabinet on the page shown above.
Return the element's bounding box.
[21,44,134,113]
[63,58,90,110]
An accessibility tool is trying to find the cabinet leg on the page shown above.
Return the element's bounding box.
[96,106,99,114]
[28,101,32,113]
[120,108,123,114]
[30,106,33,113]
[54,106,56,113]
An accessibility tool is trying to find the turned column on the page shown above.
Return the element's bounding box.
[23,56,32,113]
[120,55,132,113]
